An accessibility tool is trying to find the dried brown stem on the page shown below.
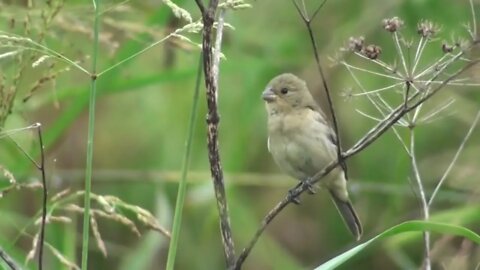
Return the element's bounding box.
[196,0,236,267]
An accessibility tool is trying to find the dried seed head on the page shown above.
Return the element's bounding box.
[348,36,365,52]
[362,44,382,59]
[383,17,404,32]
[442,42,454,53]
[417,20,438,38]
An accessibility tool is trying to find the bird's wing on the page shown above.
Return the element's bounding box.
[307,105,338,146]
[307,105,349,178]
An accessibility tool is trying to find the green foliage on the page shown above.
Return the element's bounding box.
[316,221,480,270]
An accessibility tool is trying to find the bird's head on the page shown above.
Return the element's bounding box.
[262,73,315,114]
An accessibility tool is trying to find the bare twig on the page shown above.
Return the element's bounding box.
[470,0,477,39]
[233,58,480,269]
[195,0,206,14]
[428,110,480,206]
[0,246,20,270]
[195,1,236,267]
[36,124,47,270]
[409,128,431,270]
[1,123,47,269]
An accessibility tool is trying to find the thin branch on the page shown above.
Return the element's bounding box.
[292,0,307,21]
[393,32,409,76]
[233,58,480,269]
[428,110,480,206]
[414,50,460,80]
[96,21,202,77]
[310,0,328,21]
[0,246,20,270]
[0,123,46,269]
[410,83,425,123]
[418,98,455,124]
[0,124,41,140]
[340,61,404,81]
[470,0,477,39]
[355,109,383,122]
[292,0,347,175]
[6,136,41,169]
[195,0,205,14]
[409,128,431,270]
[36,124,47,270]
[353,52,405,78]
[415,80,480,87]
[412,36,426,75]
[197,1,236,267]
[0,31,90,75]
[349,82,403,97]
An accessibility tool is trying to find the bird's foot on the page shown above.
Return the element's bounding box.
[287,189,301,205]
[302,178,316,194]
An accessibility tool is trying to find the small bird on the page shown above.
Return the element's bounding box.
[262,73,362,240]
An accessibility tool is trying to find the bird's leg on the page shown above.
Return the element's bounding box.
[301,178,316,194]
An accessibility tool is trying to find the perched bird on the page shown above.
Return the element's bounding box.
[262,73,362,240]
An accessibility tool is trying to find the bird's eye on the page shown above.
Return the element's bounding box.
[280,88,288,94]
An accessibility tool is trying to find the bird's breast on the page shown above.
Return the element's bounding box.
[267,111,336,180]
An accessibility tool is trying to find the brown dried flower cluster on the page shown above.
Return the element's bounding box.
[348,36,382,59]
[442,43,454,53]
[348,36,364,52]
[417,20,438,38]
[383,17,404,32]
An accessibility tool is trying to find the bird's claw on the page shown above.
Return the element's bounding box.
[287,190,301,205]
[302,179,316,194]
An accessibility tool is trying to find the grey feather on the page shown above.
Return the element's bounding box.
[329,190,363,241]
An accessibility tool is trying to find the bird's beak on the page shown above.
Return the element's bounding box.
[262,88,276,102]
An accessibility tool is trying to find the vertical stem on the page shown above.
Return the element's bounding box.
[81,1,100,269]
[197,1,236,266]
[470,0,477,38]
[306,23,343,160]
[37,125,47,270]
[409,128,431,270]
[165,54,203,270]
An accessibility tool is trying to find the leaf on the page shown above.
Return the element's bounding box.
[387,206,480,247]
[315,220,480,270]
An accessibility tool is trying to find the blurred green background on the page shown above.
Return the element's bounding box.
[1,0,480,269]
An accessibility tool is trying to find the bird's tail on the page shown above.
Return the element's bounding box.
[329,190,363,241]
